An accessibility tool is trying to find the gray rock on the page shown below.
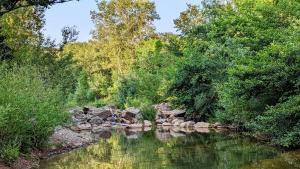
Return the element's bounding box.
[77,123,92,130]
[89,116,104,125]
[49,128,93,148]
[90,108,112,119]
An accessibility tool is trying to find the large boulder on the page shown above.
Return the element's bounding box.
[49,127,93,148]
[88,107,112,119]
[168,109,186,117]
[122,107,141,122]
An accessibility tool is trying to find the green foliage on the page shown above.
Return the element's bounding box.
[141,106,156,121]
[91,0,159,78]
[168,0,300,147]
[63,42,112,97]
[114,39,179,109]
[0,65,68,162]
[69,71,96,106]
[0,143,20,164]
[251,95,300,147]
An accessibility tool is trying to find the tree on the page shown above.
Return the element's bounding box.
[91,0,160,78]
[174,4,204,34]
[0,7,44,61]
[0,0,78,61]
[0,0,77,16]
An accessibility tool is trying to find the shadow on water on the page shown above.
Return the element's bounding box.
[39,128,300,169]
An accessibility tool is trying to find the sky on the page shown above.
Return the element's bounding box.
[44,0,201,42]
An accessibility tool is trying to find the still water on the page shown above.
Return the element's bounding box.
[40,128,300,169]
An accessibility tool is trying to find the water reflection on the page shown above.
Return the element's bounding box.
[40,128,300,169]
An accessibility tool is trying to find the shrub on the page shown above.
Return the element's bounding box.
[250,95,300,147]
[69,70,96,106]
[0,65,68,162]
[0,143,20,164]
[141,106,156,121]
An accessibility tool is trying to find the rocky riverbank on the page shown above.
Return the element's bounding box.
[1,103,235,169]
[47,103,235,154]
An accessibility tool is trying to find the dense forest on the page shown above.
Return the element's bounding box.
[0,0,299,164]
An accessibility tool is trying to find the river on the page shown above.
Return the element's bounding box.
[39,127,300,169]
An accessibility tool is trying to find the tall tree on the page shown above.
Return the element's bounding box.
[174,4,204,34]
[91,0,159,78]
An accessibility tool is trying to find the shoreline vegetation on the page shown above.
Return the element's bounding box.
[0,0,299,168]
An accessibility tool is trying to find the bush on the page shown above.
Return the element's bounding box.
[141,106,156,121]
[69,70,97,106]
[0,143,20,164]
[250,95,300,147]
[0,65,68,162]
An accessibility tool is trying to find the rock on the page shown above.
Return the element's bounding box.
[92,126,105,133]
[154,103,171,112]
[162,122,172,126]
[102,122,112,127]
[72,113,87,122]
[143,120,152,127]
[120,118,131,124]
[77,123,92,130]
[69,107,84,114]
[169,109,186,117]
[194,122,211,128]
[174,120,184,126]
[89,116,104,125]
[126,107,140,114]
[186,121,195,128]
[179,122,187,128]
[156,118,166,124]
[172,118,184,124]
[129,123,143,128]
[69,123,91,131]
[49,128,93,148]
[90,108,112,119]
[122,107,141,122]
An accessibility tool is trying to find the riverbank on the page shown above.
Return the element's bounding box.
[0,103,244,169]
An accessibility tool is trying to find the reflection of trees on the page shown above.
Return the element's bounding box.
[241,151,300,169]
[41,131,292,169]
